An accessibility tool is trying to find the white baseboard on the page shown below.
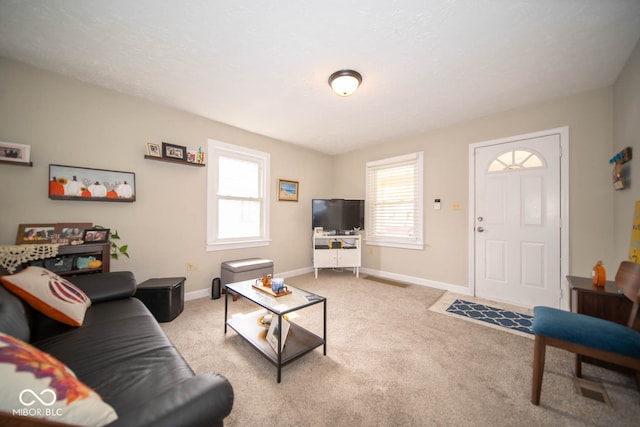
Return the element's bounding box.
[359,267,472,295]
[185,288,209,301]
[184,266,469,301]
[184,266,316,301]
[275,266,315,278]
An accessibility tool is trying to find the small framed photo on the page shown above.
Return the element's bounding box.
[16,224,56,244]
[0,141,31,164]
[162,142,187,161]
[187,149,197,163]
[146,142,161,157]
[314,227,324,235]
[54,222,93,244]
[83,228,110,243]
[278,179,299,202]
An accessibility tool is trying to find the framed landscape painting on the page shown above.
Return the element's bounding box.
[49,164,136,202]
[278,179,299,202]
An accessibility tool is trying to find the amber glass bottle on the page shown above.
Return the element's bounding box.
[592,261,606,287]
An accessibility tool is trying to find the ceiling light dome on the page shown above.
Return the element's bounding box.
[328,69,362,97]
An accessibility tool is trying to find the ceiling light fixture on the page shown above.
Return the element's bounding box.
[328,69,362,97]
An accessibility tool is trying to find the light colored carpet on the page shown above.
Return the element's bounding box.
[161,271,639,426]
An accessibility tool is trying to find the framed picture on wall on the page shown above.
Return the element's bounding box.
[146,142,161,157]
[0,141,31,164]
[49,164,136,202]
[162,142,187,161]
[278,179,299,202]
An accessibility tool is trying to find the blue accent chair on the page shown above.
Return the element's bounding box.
[531,261,640,405]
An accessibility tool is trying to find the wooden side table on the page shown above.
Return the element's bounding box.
[567,275,640,374]
[567,275,640,331]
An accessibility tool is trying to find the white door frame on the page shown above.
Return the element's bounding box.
[468,127,570,309]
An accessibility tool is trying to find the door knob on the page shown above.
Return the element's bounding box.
[477,226,485,232]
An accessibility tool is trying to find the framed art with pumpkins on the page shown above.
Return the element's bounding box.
[49,164,135,202]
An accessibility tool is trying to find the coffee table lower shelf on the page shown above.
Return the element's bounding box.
[226,310,325,372]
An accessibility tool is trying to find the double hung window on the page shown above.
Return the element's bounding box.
[206,140,270,250]
[365,152,424,250]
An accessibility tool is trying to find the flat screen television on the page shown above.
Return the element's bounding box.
[312,199,364,232]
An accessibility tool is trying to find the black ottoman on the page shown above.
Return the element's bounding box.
[135,277,185,322]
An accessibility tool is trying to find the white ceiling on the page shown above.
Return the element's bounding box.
[1,1,640,155]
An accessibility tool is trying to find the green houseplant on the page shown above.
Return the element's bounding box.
[92,226,129,260]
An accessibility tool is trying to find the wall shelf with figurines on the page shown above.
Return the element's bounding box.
[144,142,205,167]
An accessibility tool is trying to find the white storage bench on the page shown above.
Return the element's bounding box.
[221,258,274,300]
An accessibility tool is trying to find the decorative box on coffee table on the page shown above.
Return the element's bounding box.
[135,277,185,322]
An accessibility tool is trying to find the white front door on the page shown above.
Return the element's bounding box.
[472,131,563,308]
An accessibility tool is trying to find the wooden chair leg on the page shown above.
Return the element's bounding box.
[532,334,546,405]
[575,354,583,378]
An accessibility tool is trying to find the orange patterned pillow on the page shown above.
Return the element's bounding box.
[0,332,117,426]
[1,267,91,326]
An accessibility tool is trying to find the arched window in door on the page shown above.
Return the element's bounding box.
[488,149,545,172]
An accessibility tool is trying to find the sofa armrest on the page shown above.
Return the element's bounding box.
[106,374,234,427]
[67,271,136,303]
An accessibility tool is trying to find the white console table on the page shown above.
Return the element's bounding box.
[313,233,361,278]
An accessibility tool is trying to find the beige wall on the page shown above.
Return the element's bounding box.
[334,88,616,290]
[613,39,640,263]
[0,58,332,294]
[2,43,634,296]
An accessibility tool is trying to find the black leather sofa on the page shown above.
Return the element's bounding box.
[0,270,234,427]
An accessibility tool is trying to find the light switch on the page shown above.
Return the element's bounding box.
[434,199,441,210]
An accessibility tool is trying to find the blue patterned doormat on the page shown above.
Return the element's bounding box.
[446,299,534,335]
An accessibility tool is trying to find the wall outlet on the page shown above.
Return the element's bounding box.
[452,202,461,210]
[186,262,195,271]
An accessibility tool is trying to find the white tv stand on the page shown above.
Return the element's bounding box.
[313,233,361,279]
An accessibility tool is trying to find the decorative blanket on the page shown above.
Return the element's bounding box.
[0,244,61,274]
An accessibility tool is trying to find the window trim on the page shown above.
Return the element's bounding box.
[206,140,270,251]
[365,152,424,250]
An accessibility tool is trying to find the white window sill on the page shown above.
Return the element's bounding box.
[206,239,270,252]
[366,240,424,250]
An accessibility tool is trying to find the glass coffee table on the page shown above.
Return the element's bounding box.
[224,279,326,383]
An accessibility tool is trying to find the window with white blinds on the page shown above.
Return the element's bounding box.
[365,152,424,249]
[206,139,270,251]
